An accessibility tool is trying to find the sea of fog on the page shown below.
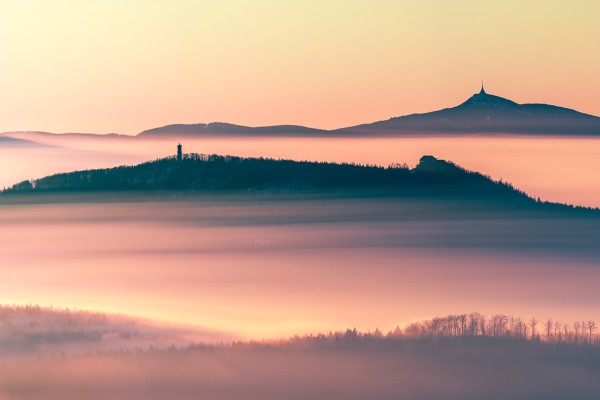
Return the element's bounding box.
[1,196,599,339]
[2,132,600,399]
[1,134,599,207]
[2,336,599,400]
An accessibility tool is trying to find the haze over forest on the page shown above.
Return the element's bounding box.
[1,1,599,399]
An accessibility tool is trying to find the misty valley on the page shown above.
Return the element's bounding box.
[1,187,600,398]
[1,307,600,400]
[2,1,600,398]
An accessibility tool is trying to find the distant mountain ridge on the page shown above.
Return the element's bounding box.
[138,86,600,137]
[139,122,327,137]
[342,86,600,135]
[0,135,47,147]
[2,87,598,138]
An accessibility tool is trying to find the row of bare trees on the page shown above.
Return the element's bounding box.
[402,313,598,345]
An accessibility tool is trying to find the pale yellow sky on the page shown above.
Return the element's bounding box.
[0,0,598,134]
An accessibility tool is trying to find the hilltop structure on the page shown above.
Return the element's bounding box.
[177,143,182,161]
[417,155,438,171]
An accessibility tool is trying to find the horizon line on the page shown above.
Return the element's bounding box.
[0,86,598,136]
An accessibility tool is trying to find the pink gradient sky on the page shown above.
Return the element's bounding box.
[0,1,599,135]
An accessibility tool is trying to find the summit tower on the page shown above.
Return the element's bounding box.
[479,79,486,95]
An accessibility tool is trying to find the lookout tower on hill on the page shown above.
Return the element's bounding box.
[177,143,182,161]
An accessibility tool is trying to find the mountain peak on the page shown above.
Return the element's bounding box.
[458,88,518,109]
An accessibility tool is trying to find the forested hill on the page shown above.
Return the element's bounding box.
[0,154,570,207]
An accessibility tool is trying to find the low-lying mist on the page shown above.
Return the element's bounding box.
[1,310,599,400]
[0,305,229,361]
[1,196,599,337]
[1,191,599,398]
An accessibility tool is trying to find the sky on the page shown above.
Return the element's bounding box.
[0,0,599,135]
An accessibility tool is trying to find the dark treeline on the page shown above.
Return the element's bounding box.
[258,313,599,350]
[92,312,600,363]
[0,304,111,329]
[178,313,600,354]
[2,307,597,350]
[0,305,219,357]
[2,316,599,400]
[401,313,598,345]
[0,153,571,205]
[2,308,599,400]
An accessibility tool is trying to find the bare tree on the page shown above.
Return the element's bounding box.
[545,319,552,343]
[588,320,597,344]
[468,313,481,336]
[491,314,507,337]
[563,323,570,344]
[480,315,487,336]
[574,321,581,344]
[514,318,525,339]
[459,314,467,336]
[529,317,538,340]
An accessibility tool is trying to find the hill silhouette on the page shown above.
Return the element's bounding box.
[4,87,598,139]
[3,154,587,212]
[342,85,600,135]
[139,122,327,137]
[0,135,47,147]
[138,86,600,137]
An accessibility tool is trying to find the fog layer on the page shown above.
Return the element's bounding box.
[1,334,599,400]
[1,196,598,337]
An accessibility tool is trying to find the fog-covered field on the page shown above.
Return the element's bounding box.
[1,195,598,338]
[1,317,599,400]
[1,134,600,398]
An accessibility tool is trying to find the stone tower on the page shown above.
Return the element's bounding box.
[177,143,182,161]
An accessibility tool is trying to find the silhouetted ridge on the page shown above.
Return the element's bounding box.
[139,122,326,137]
[136,87,600,137]
[339,87,600,135]
[2,154,550,209]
